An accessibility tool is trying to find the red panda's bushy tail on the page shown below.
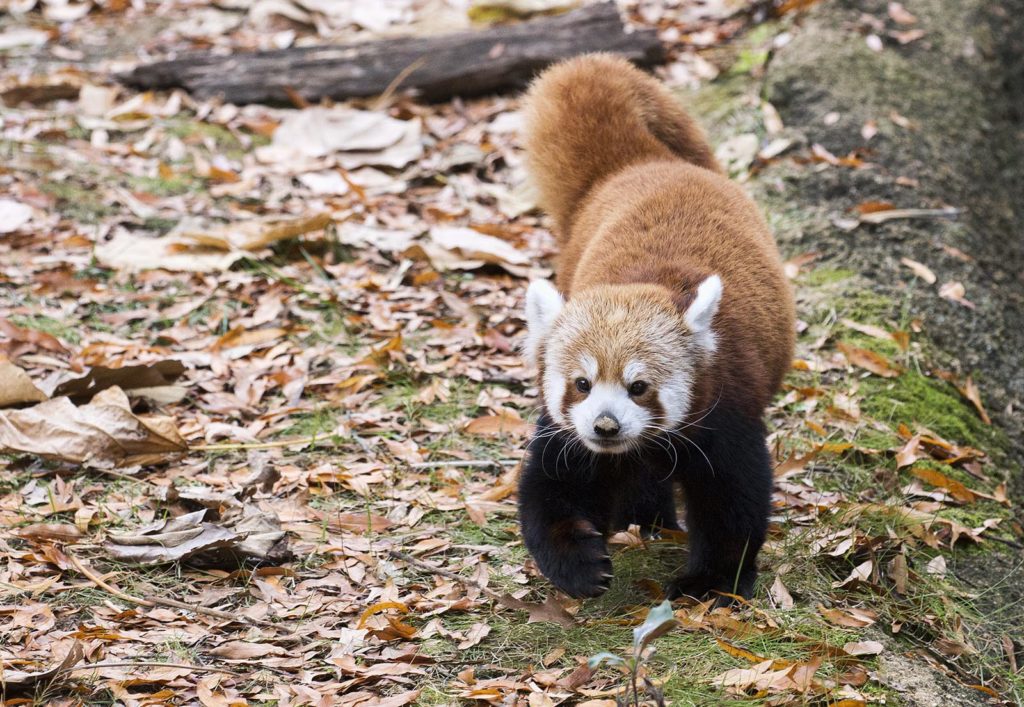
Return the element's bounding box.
[523,53,721,237]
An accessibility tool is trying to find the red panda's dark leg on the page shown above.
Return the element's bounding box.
[518,414,614,598]
[614,475,680,536]
[666,409,772,605]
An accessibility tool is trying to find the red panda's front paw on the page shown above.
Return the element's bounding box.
[533,519,613,599]
[665,569,755,607]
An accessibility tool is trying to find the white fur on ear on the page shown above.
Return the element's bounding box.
[684,275,722,352]
[524,279,564,364]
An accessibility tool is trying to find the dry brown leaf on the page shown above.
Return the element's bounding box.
[0,641,84,693]
[854,200,895,214]
[911,467,980,504]
[13,523,83,542]
[0,317,69,357]
[412,226,532,277]
[837,342,902,378]
[103,508,286,566]
[213,326,289,351]
[783,251,820,279]
[716,638,769,664]
[712,657,821,695]
[0,360,48,407]
[960,375,991,425]
[47,360,186,401]
[0,386,186,467]
[457,622,492,649]
[817,605,877,628]
[95,214,330,272]
[498,593,575,627]
[464,408,531,437]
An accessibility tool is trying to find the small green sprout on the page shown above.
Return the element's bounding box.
[588,600,678,706]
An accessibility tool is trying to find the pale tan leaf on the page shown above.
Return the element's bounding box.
[0,360,48,407]
[210,641,289,660]
[0,386,186,467]
[768,575,795,610]
[899,257,937,284]
[938,281,975,309]
[843,640,884,656]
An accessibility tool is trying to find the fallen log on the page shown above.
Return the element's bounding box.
[120,2,663,105]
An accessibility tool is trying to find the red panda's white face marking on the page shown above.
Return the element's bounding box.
[525,279,721,454]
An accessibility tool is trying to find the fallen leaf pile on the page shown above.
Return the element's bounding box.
[0,0,1018,703]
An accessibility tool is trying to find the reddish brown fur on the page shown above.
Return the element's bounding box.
[523,53,795,419]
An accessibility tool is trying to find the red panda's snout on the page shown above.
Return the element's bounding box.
[525,279,721,454]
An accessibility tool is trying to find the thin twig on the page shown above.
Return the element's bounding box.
[143,595,278,627]
[68,552,279,628]
[67,553,152,608]
[410,460,508,469]
[68,661,245,677]
[190,437,334,452]
[387,548,504,603]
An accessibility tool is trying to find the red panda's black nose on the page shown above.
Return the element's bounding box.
[594,414,620,437]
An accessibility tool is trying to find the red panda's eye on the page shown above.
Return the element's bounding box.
[628,381,648,396]
[575,377,591,394]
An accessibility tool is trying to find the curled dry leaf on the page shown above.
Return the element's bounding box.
[497,593,575,628]
[457,622,492,649]
[713,657,821,695]
[817,605,877,628]
[832,560,873,589]
[95,213,331,272]
[47,360,187,402]
[13,523,83,543]
[0,641,84,693]
[0,386,186,467]
[768,575,795,610]
[960,375,991,424]
[464,408,532,437]
[270,106,423,168]
[859,207,959,224]
[103,508,287,566]
[410,226,531,277]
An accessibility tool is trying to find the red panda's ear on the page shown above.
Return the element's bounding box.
[524,279,564,364]
[683,275,722,333]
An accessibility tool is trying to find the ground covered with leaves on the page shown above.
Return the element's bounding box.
[1,0,1022,705]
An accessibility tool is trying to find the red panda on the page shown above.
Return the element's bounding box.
[517,54,795,603]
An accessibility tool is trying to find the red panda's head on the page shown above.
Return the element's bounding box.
[524,278,721,454]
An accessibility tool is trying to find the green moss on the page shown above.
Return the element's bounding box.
[128,173,202,197]
[9,314,80,344]
[860,371,988,445]
[40,179,113,223]
[276,406,344,440]
[801,267,855,287]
